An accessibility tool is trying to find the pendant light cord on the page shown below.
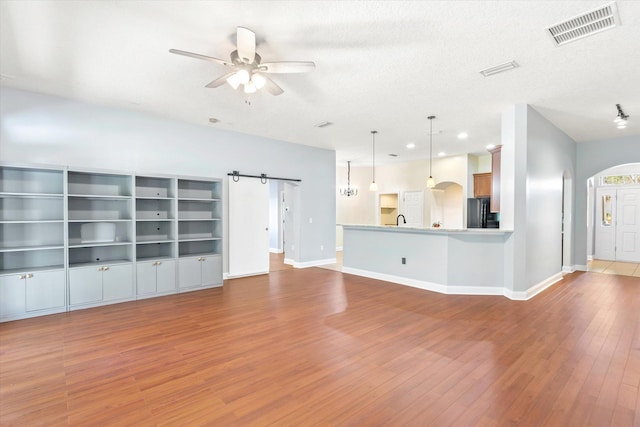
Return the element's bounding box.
[371,130,377,182]
[428,116,435,177]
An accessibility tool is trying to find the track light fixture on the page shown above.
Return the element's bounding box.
[614,104,629,129]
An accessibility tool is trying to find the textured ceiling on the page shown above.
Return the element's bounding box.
[1,1,639,165]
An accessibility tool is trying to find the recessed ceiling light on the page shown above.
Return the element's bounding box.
[438,152,446,157]
[486,144,496,149]
[406,143,416,149]
[457,132,468,139]
[480,61,519,77]
[315,121,333,128]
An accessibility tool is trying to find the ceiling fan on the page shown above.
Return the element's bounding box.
[169,27,315,96]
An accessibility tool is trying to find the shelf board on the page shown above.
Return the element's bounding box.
[0,220,64,224]
[178,197,220,202]
[136,255,176,262]
[135,196,175,200]
[0,192,64,198]
[135,218,175,222]
[68,219,132,223]
[178,237,221,242]
[177,218,219,222]
[0,244,64,253]
[68,194,132,200]
[68,241,133,248]
[135,239,175,245]
[178,252,221,258]
[69,259,132,269]
[0,265,65,276]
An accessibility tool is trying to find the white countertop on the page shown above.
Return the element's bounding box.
[340,224,512,235]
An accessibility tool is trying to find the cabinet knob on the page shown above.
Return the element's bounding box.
[18,274,26,280]
[103,266,109,271]
[156,261,162,266]
[26,273,34,279]
[98,267,103,271]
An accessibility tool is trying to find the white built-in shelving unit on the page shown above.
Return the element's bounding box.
[0,164,67,320]
[0,163,223,322]
[177,178,223,290]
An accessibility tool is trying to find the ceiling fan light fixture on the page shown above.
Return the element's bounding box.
[244,81,257,94]
[251,73,266,89]
[226,72,242,90]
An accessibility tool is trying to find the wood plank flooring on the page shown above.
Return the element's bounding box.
[1,269,639,425]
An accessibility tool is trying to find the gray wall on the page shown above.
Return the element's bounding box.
[0,88,336,271]
[524,106,576,288]
[575,136,640,267]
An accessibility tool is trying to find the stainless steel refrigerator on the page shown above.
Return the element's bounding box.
[467,197,499,228]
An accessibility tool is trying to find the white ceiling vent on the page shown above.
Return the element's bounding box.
[546,2,621,47]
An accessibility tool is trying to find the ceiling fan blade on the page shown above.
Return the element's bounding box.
[169,49,233,67]
[236,27,256,64]
[205,72,236,88]
[260,61,316,74]
[262,75,284,96]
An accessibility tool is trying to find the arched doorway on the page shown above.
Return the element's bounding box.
[587,163,640,271]
[430,181,463,229]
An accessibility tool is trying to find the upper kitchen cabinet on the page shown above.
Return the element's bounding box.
[473,173,492,198]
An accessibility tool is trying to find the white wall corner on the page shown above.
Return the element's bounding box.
[562,265,576,273]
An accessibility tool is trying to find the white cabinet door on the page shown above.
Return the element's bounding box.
[178,257,202,289]
[201,256,222,286]
[69,267,103,305]
[25,270,65,312]
[103,264,133,301]
[0,275,26,318]
[136,261,157,296]
[156,260,176,293]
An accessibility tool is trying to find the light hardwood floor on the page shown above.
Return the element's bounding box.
[1,268,638,425]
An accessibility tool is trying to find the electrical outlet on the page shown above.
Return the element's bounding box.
[402,257,406,264]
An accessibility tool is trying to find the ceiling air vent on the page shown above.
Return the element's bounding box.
[546,2,621,47]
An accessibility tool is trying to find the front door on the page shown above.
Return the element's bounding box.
[616,188,640,262]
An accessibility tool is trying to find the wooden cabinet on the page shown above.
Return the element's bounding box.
[178,255,222,290]
[489,145,502,213]
[69,263,133,307]
[0,269,66,321]
[473,173,492,198]
[136,259,176,297]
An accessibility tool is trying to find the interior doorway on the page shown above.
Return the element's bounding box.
[562,171,573,271]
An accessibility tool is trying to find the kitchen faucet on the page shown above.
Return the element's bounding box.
[396,214,406,226]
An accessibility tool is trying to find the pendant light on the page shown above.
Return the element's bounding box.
[426,116,436,188]
[340,161,358,197]
[369,130,378,191]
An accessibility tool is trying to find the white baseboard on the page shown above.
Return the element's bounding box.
[575,264,588,271]
[336,246,343,251]
[284,258,294,266]
[269,248,283,254]
[562,265,576,273]
[342,267,564,301]
[224,271,269,280]
[292,258,337,268]
[587,255,594,261]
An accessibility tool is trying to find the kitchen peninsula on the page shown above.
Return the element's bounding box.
[342,224,516,298]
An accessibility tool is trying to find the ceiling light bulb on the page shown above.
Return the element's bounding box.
[236,69,250,85]
[369,181,378,192]
[226,72,242,90]
[438,152,446,157]
[486,144,496,149]
[244,81,257,94]
[406,143,415,149]
[617,123,627,129]
[457,132,468,139]
[251,73,266,89]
